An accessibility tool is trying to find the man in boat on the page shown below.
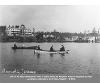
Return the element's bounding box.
[37,45,41,50]
[60,45,65,51]
[50,45,54,51]
[14,43,17,48]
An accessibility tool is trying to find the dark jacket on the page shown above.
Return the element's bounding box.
[60,46,65,51]
[50,47,54,51]
[37,46,41,50]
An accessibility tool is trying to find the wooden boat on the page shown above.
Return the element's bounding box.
[12,46,37,49]
[34,49,69,54]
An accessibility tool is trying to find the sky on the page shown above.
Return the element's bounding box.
[0,5,100,32]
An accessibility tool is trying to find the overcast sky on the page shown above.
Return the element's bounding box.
[0,5,100,32]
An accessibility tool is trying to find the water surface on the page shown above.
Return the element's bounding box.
[0,42,100,75]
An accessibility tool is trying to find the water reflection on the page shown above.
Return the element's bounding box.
[12,49,17,53]
[60,53,65,56]
[36,53,40,59]
[50,53,54,57]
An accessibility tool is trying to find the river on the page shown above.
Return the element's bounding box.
[0,42,100,75]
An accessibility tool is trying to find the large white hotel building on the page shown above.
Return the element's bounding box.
[6,24,35,36]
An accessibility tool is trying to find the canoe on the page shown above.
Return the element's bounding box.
[12,46,37,49]
[34,49,69,54]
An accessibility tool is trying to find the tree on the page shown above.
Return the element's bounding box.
[92,27,97,36]
[36,32,44,42]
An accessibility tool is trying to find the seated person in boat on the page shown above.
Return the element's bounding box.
[37,45,41,50]
[50,45,54,51]
[60,45,65,51]
[14,43,17,48]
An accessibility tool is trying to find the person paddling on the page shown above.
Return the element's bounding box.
[60,45,65,51]
[50,45,54,51]
[37,45,41,50]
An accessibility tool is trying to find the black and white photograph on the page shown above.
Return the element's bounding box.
[0,5,100,82]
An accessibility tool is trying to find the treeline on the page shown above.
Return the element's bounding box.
[0,36,36,42]
[0,30,98,42]
[0,35,65,42]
